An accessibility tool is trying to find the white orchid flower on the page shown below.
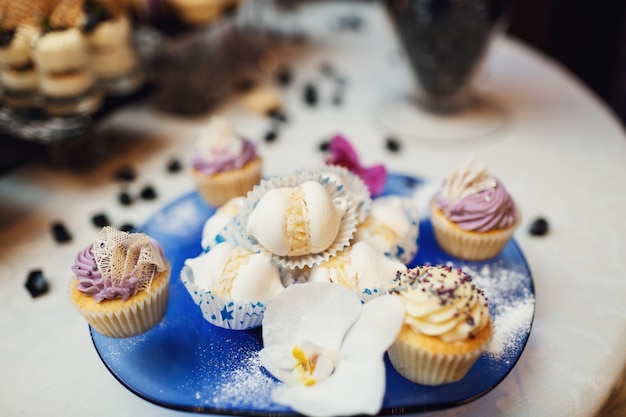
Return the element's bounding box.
[259,282,405,417]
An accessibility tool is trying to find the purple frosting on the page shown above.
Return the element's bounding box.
[435,179,517,232]
[192,140,257,175]
[72,244,145,303]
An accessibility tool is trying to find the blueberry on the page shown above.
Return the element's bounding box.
[303,83,318,106]
[319,140,330,152]
[529,218,549,236]
[264,130,278,143]
[167,158,182,173]
[25,269,49,298]
[140,185,157,200]
[267,109,288,124]
[113,166,136,182]
[51,222,72,243]
[119,223,135,232]
[385,136,401,152]
[276,68,292,86]
[119,191,133,206]
[91,213,111,228]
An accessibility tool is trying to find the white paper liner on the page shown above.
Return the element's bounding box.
[298,165,372,223]
[180,264,265,330]
[235,171,360,270]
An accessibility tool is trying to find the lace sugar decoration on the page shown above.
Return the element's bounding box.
[92,227,166,293]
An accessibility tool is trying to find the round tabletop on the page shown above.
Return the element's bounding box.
[1,2,625,417]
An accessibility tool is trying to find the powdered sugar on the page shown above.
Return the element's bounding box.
[452,263,535,359]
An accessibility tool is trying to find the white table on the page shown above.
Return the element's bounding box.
[1,2,625,416]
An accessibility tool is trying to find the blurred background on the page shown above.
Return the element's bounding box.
[507,0,626,128]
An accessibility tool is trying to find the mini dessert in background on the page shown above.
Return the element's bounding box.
[34,0,102,116]
[181,241,284,330]
[166,0,240,26]
[191,116,262,207]
[308,240,406,301]
[324,134,387,198]
[83,1,144,95]
[387,265,492,385]
[240,83,282,115]
[200,195,245,250]
[69,226,171,338]
[0,1,44,109]
[354,195,419,264]
[430,160,520,261]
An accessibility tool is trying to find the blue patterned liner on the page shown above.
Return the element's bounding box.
[180,265,266,330]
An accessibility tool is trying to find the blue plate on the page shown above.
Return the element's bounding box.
[91,173,535,415]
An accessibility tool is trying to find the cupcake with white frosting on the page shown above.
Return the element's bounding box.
[387,265,492,385]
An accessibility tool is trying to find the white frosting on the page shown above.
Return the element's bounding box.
[34,28,89,73]
[247,181,349,256]
[440,159,497,203]
[201,196,245,249]
[392,266,490,343]
[195,117,243,162]
[308,241,406,291]
[355,196,410,251]
[184,242,284,303]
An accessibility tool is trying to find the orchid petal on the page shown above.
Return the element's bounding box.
[326,135,361,169]
[341,295,405,360]
[261,283,362,379]
[359,164,387,197]
[271,357,387,417]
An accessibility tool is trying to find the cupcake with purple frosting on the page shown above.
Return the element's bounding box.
[69,226,171,338]
[191,116,262,207]
[430,160,520,261]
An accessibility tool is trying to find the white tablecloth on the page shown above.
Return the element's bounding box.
[1,2,625,416]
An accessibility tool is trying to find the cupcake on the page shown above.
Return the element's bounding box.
[308,240,406,302]
[354,195,419,264]
[430,160,520,261]
[387,265,492,385]
[191,116,262,207]
[69,226,171,338]
[181,241,284,330]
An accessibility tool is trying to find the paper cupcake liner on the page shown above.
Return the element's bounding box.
[70,269,170,339]
[298,165,372,223]
[236,171,360,270]
[193,157,262,207]
[180,265,266,330]
[430,204,520,261]
[387,337,483,385]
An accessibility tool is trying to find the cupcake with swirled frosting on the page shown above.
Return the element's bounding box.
[191,116,262,207]
[430,160,520,261]
[387,265,492,385]
[69,226,170,338]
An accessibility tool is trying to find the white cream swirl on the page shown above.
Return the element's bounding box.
[195,116,243,163]
[439,159,496,204]
[390,266,490,342]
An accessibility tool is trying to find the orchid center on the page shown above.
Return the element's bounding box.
[291,342,338,386]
